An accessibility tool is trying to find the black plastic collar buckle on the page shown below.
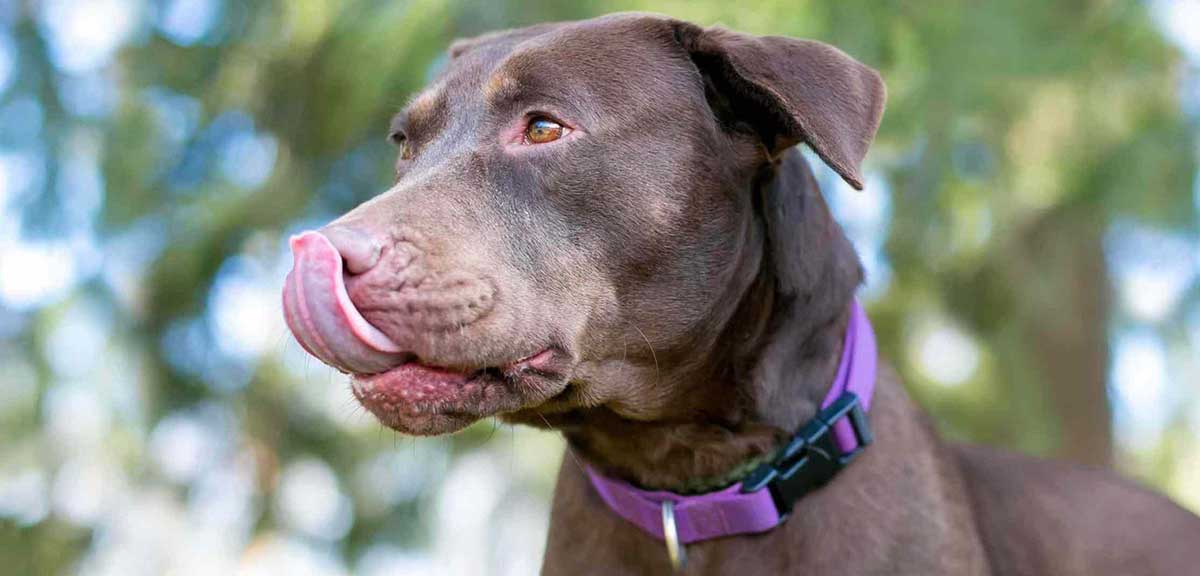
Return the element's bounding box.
[740,392,873,517]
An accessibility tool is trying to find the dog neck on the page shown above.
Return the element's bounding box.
[563,149,864,492]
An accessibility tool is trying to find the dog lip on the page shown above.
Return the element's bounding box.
[353,346,558,379]
[502,347,557,374]
[349,347,566,432]
[351,346,557,378]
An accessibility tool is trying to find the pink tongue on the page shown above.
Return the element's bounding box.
[282,231,407,374]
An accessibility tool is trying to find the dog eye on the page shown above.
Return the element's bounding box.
[524,117,567,144]
[390,131,414,160]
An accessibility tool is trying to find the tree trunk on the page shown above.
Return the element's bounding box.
[1016,207,1114,468]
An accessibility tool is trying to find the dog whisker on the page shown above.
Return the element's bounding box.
[486,415,500,442]
[631,323,660,387]
[540,413,587,477]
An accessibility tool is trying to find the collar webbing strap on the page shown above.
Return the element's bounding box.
[585,300,878,543]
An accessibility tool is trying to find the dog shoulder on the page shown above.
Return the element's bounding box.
[953,444,1200,575]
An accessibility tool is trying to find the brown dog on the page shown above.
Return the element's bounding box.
[281,13,1200,575]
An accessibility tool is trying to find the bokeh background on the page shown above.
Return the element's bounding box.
[1,0,1198,574]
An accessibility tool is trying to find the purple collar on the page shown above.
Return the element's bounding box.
[585,300,878,545]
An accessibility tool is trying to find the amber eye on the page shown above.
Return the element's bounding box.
[524,117,565,144]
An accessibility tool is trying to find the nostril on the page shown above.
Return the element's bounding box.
[321,225,382,275]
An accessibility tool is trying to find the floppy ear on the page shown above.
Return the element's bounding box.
[677,24,886,190]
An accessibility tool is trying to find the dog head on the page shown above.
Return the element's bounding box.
[282,13,885,436]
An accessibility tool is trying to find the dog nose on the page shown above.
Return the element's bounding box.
[320,225,382,274]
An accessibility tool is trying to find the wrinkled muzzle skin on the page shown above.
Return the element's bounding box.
[282,15,760,435]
